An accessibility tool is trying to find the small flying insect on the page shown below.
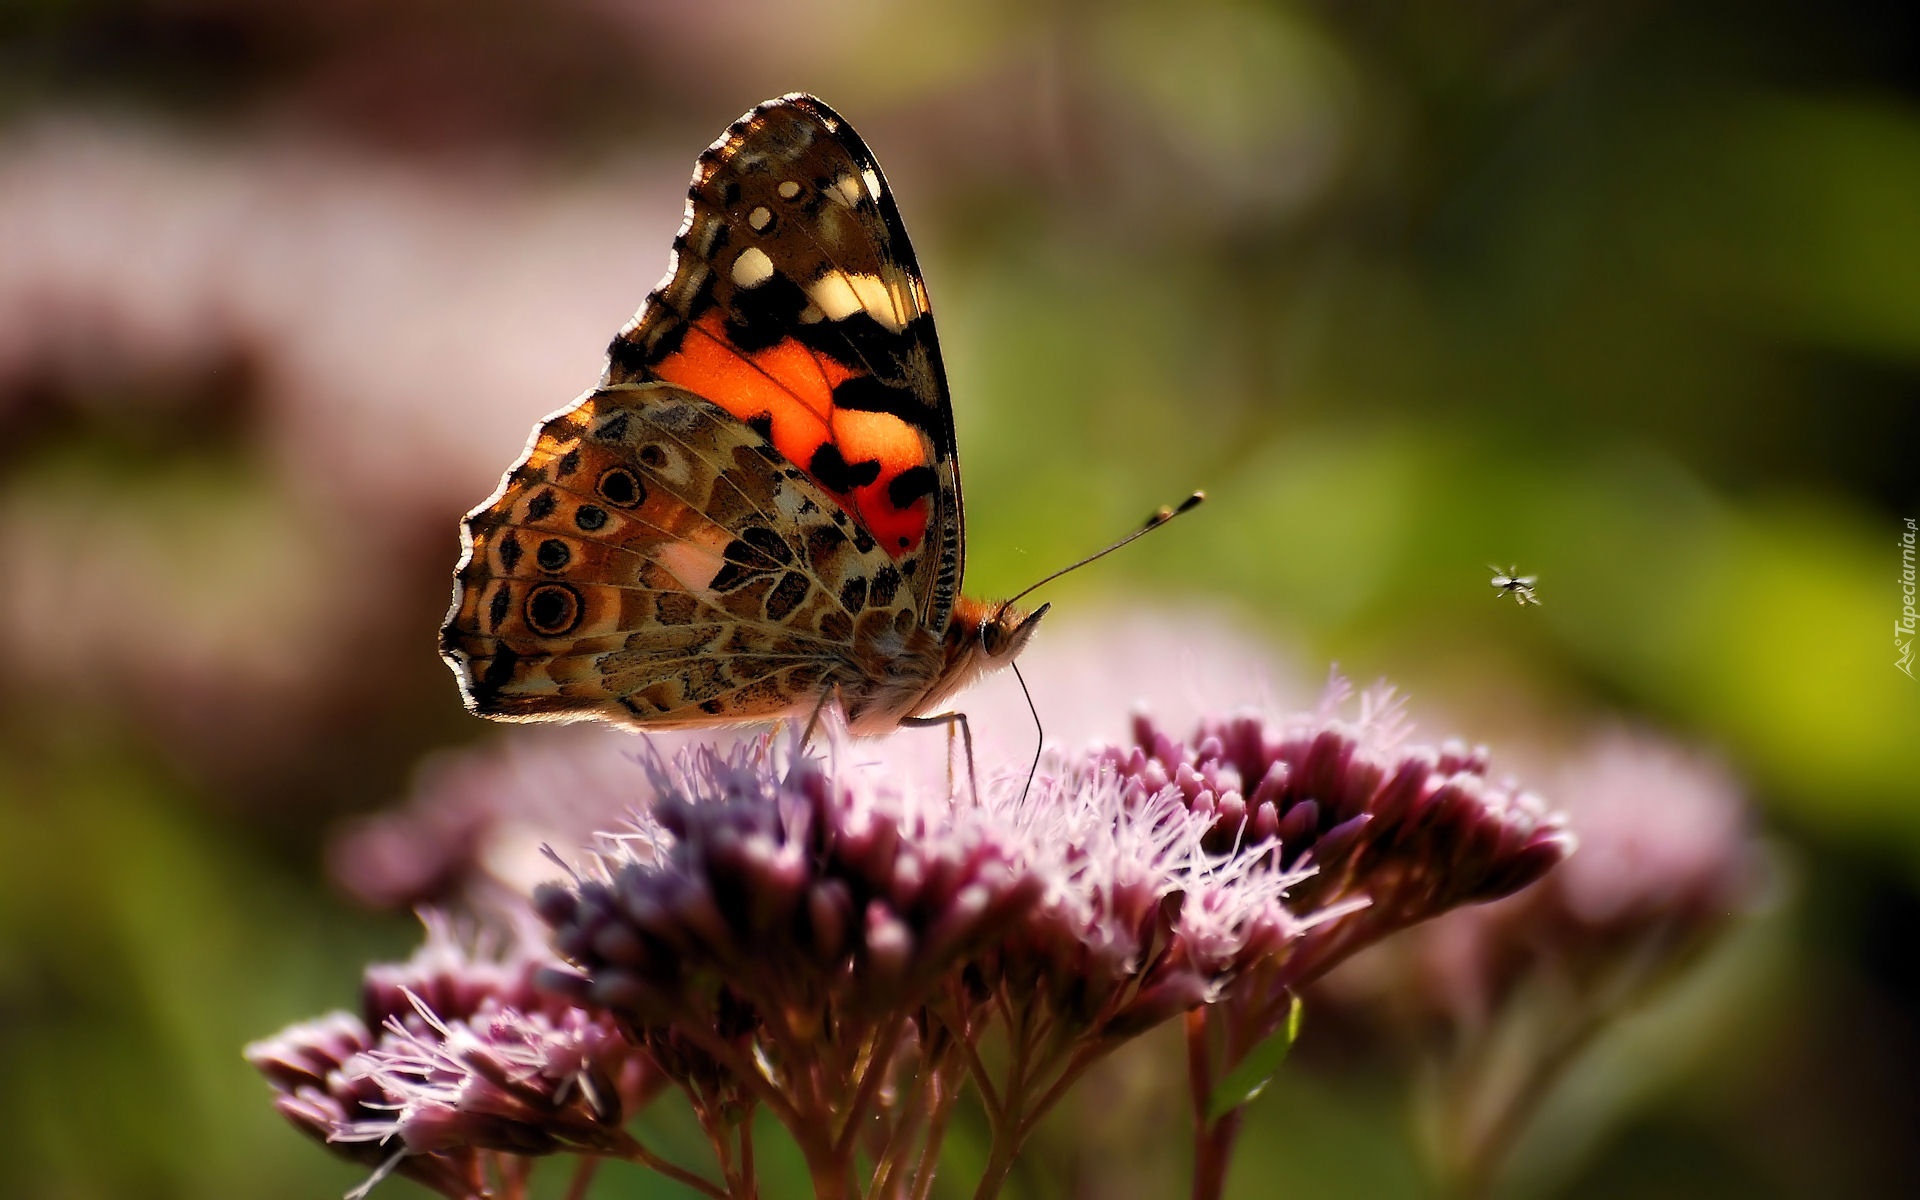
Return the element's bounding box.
[1488,565,1540,606]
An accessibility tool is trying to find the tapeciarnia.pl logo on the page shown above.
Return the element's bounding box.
[1899,517,1916,679]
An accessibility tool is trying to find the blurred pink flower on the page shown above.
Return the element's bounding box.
[1413,727,1764,1028]
[0,119,681,786]
[329,725,729,909]
[1307,727,1767,1195]
[0,118,682,510]
[1547,729,1758,931]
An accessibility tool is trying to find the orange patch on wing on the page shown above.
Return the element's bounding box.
[831,408,923,479]
[654,313,852,471]
[654,312,930,558]
[833,408,930,553]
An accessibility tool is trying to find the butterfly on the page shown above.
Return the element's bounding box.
[440,94,1046,736]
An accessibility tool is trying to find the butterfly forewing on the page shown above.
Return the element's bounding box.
[605,94,964,635]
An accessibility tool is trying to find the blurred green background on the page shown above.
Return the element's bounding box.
[1,0,1915,1197]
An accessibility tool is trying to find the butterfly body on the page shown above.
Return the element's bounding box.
[441,95,1043,733]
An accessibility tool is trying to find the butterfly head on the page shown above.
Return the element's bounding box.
[929,597,1048,703]
[978,600,1049,662]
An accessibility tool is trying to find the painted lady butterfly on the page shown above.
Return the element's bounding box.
[440,94,1046,735]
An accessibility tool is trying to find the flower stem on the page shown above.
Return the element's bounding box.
[1190,1110,1244,1200]
[612,1132,729,1199]
[908,1064,961,1200]
[970,1140,1019,1200]
[1435,996,1612,1199]
[809,1156,852,1200]
[834,1013,909,1160]
[873,1035,943,1197]
[970,1012,1037,1200]
[1185,1005,1256,1200]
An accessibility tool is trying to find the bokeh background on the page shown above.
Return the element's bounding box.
[2,1,1916,1197]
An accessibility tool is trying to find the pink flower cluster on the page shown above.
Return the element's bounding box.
[246,916,666,1199]
[254,680,1578,1199]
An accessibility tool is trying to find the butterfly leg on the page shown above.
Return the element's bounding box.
[798,693,829,747]
[900,711,978,804]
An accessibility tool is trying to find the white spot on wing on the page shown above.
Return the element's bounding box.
[834,175,864,207]
[807,271,906,332]
[657,541,726,592]
[862,168,883,201]
[748,206,772,231]
[731,246,775,289]
[778,180,801,199]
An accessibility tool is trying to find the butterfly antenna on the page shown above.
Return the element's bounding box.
[1006,491,1205,607]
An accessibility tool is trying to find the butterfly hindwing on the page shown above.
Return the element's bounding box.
[442,383,919,727]
[604,93,965,638]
